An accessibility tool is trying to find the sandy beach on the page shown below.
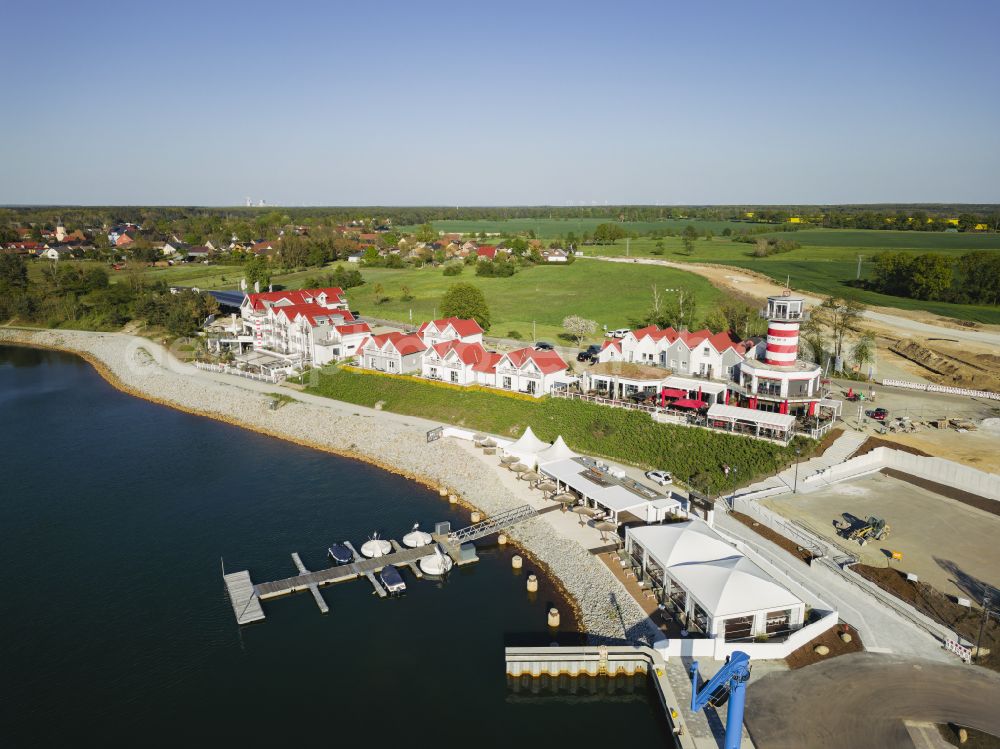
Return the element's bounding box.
[0,327,654,642]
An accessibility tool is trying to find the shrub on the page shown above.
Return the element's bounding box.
[443,263,463,276]
[507,330,522,339]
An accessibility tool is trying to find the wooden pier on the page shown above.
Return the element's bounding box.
[221,505,539,625]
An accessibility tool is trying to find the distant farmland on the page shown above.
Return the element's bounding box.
[397,217,738,238]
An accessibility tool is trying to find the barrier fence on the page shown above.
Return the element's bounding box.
[194,362,282,384]
[881,378,1000,401]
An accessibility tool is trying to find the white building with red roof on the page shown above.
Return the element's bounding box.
[421,340,500,386]
[494,347,569,396]
[358,332,428,374]
[416,317,484,346]
[238,287,362,365]
[597,324,759,381]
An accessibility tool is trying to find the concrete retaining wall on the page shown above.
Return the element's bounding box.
[806,446,1000,500]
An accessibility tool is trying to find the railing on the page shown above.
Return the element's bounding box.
[448,504,538,544]
[881,378,1000,401]
[193,361,283,383]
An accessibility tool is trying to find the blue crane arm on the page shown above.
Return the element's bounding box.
[690,651,752,712]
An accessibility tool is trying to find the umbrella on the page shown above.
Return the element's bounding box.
[594,520,618,540]
[572,505,595,525]
[473,433,487,441]
[520,471,541,482]
[553,493,577,505]
[482,438,497,448]
[510,463,528,473]
[500,455,519,464]
[536,481,557,493]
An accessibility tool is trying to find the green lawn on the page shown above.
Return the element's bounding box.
[335,261,723,341]
[398,217,738,239]
[761,228,1000,251]
[305,367,810,492]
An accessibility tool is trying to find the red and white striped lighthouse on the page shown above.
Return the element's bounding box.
[763,295,806,367]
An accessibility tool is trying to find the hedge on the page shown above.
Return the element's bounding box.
[306,368,813,493]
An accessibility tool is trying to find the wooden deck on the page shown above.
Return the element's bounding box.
[223,570,266,624]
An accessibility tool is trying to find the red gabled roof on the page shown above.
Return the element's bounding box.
[476,245,497,259]
[473,350,503,374]
[431,340,491,367]
[417,316,484,338]
[246,287,346,312]
[601,340,622,353]
[367,331,426,356]
[503,347,567,375]
[335,322,370,336]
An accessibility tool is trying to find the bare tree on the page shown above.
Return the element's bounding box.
[812,296,866,369]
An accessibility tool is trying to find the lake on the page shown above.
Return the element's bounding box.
[0,345,670,746]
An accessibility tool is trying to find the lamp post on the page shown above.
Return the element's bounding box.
[793,447,802,494]
[976,593,992,664]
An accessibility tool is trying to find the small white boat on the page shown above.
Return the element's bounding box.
[418,544,454,576]
[379,564,406,594]
[360,532,392,558]
[402,523,433,549]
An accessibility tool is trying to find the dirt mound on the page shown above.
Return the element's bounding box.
[889,340,1000,390]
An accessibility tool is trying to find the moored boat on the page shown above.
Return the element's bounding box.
[418,544,454,576]
[327,542,353,565]
[360,532,392,558]
[379,564,406,594]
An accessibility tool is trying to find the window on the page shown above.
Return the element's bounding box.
[430,367,437,378]
[503,376,512,390]
[526,381,536,394]
[450,371,459,383]
[388,360,396,370]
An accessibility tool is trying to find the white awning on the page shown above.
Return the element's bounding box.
[502,426,549,467]
[663,376,728,395]
[539,457,679,515]
[707,403,796,430]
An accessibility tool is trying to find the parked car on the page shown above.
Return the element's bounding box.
[606,328,631,338]
[534,341,554,351]
[866,408,889,421]
[645,470,673,486]
[577,344,601,362]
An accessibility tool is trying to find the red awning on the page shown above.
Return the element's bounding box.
[671,398,708,410]
[660,388,687,399]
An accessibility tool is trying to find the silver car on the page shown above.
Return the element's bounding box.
[645,470,672,486]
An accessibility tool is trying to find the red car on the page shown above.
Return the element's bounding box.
[865,408,889,421]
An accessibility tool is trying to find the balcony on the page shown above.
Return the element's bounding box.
[759,308,809,322]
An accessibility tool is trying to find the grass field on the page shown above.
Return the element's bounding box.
[335,261,722,341]
[305,367,810,490]
[398,217,738,238]
[760,228,1000,250]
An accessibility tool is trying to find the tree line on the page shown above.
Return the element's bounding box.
[871,251,1000,304]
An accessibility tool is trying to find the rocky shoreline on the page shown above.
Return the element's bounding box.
[0,327,655,642]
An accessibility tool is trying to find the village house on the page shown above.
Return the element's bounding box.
[238,288,355,364]
[186,245,212,261]
[598,325,759,381]
[416,317,484,345]
[358,331,427,374]
[162,240,190,256]
[421,340,501,386]
[494,347,569,396]
[476,245,497,261]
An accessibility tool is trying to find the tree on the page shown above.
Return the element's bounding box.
[682,224,699,255]
[372,282,389,304]
[850,331,876,373]
[439,283,491,330]
[593,223,626,244]
[811,296,865,369]
[562,315,597,348]
[414,222,437,243]
[651,240,665,255]
[243,255,271,289]
[909,254,953,300]
[400,285,414,301]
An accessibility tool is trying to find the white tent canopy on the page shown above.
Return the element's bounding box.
[706,403,796,430]
[667,555,802,618]
[627,521,741,569]
[502,426,549,467]
[534,435,579,466]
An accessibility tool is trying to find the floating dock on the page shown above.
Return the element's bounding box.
[222,504,536,625]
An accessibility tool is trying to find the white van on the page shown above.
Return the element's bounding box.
[609,328,631,338]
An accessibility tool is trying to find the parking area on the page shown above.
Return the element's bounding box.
[763,472,1000,599]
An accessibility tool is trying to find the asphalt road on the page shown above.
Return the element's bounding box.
[745,653,1000,749]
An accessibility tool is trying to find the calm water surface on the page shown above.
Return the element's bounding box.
[0,346,670,746]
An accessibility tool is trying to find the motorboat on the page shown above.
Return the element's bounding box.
[327,542,353,565]
[418,544,454,576]
[402,523,433,548]
[379,564,406,594]
[360,532,392,558]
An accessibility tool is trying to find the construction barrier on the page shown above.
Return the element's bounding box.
[881,378,1000,401]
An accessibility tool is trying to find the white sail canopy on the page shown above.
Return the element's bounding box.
[502,426,549,468]
[534,435,579,466]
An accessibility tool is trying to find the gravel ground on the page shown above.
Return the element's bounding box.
[0,328,655,642]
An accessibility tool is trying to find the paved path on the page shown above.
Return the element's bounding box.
[736,430,868,498]
[745,653,1000,749]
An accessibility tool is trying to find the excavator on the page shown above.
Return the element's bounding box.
[846,515,891,545]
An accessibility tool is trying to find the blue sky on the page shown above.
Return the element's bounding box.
[3,0,998,205]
